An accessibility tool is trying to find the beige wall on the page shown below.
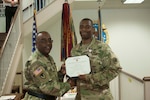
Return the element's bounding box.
[46,9,150,78]
[22,4,150,100]
[24,8,150,77]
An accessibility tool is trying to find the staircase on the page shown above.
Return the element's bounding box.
[0,33,7,51]
[1,0,76,95]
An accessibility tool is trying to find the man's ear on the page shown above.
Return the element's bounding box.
[92,27,95,34]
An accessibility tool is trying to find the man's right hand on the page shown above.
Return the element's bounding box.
[60,63,66,75]
[67,78,76,88]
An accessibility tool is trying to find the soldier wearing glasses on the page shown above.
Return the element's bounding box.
[24,31,72,100]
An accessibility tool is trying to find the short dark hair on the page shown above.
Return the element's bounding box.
[80,18,93,25]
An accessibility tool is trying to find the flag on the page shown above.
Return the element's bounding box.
[61,2,77,61]
[97,7,102,41]
[32,9,37,52]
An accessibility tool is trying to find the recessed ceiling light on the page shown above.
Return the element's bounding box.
[122,0,144,4]
[75,0,99,1]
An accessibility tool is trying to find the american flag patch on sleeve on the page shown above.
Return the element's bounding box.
[33,67,43,76]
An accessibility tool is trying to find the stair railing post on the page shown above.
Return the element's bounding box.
[143,77,150,100]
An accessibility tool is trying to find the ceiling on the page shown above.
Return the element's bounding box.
[39,0,150,31]
[71,0,150,10]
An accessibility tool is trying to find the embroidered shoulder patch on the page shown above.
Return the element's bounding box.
[33,67,43,76]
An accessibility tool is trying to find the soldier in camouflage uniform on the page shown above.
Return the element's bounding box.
[71,18,122,100]
[23,31,71,100]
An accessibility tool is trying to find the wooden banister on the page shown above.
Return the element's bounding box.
[143,77,150,81]
[0,4,20,58]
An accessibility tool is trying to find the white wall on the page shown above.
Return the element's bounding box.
[22,7,150,100]
[45,9,150,79]
[0,3,5,32]
[22,0,33,10]
[24,8,150,78]
[102,9,150,79]
[0,17,5,32]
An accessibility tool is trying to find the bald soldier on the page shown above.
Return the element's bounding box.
[23,31,71,100]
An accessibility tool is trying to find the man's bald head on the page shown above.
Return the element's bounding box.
[36,31,53,57]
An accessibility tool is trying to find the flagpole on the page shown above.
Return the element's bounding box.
[65,0,68,3]
[97,0,103,42]
[31,0,38,53]
[34,0,37,11]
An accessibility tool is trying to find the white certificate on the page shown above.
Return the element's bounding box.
[65,55,91,77]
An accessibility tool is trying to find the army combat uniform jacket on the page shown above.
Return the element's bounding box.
[24,50,70,100]
[71,38,122,100]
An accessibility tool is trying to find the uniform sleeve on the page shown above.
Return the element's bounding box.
[39,79,70,97]
[84,44,122,86]
[25,61,71,97]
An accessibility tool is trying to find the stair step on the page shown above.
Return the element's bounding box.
[0,33,7,48]
[0,40,5,47]
[0,33,7,40]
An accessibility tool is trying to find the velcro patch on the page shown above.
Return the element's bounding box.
[33,67,43,76]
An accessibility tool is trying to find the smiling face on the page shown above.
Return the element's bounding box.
[36,31,53,57]
[79,18,94,41]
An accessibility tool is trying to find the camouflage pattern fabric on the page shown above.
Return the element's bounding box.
[71,38,122,100]
[23,50,70,100]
